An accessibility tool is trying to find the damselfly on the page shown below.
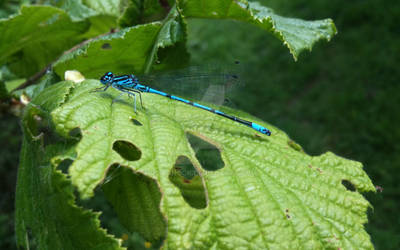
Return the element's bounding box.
[93,69,272,135]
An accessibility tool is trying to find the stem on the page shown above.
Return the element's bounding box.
[143,4,177,74]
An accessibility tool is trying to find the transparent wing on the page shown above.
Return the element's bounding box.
[136,62,243,106]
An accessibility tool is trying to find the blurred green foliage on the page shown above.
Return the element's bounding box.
[0,0,398,249]
[0,114,20,250]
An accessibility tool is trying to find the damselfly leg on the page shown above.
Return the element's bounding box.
[115,87,144,112]
[90,85,110,93]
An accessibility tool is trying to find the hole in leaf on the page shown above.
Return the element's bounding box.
[169,156,207,209]
[57,159,73,174]
[112,140,141,161]
[173,156,199,179]
[82,164,166,247]
[101,43,112,49]
[25,107,82,148]
[341,179,356,192]
[186,133,224,171]
[285,208,291,219]
[100,164,122,186]
[24,106,46,138]
[37,117,81,146]
[68,127,82,140]
[131,118,142,126]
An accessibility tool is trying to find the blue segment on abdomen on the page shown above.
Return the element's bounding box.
[171,95,190,104]
[148,88,167,97]
[193,102,212,111]
[251,123,271,135]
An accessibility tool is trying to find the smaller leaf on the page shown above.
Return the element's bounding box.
[119,0,174,27]
[54,24,163,78]
[48,0,120,37]
[12,72,60,100]
[58,0,98,21]
[0,5,90,77]
[5,78,25,92]
[144,4,190,72]
[180,0,337,60]
[83,0,124,17]
[54,4,188,78]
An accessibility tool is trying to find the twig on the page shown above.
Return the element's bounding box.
[13,65,51,91]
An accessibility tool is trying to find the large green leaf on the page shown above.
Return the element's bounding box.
[0,5,89,77]
[180,0,337,60]
[16,79,375,249]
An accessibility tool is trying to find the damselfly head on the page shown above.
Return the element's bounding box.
[100,72,114,84]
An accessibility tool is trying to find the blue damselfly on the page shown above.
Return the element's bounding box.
[93,69,271,135]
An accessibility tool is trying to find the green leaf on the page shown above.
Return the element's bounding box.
[119,0,174,27]
[0,5,89,77]
[15,83,122,249]
[47,0,119,37]
[15,141,123,249]
[12,71,60,100]
[0,65,18,99]
[83,0,125,17]
[19,79,375,249]
[54,24,162,78]
[53,4,189,78]
[53,0,336,82]
[4,78,25,92]
[180,0,337,60]
[82,14,118,38]
[0,0,21,19]
[56,0,98,21]
[55,0,124,21]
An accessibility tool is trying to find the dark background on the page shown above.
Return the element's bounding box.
[1,0,399,249]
